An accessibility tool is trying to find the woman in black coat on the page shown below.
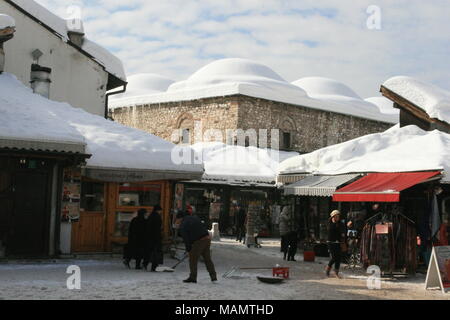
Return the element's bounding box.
[143,205,164,271]
[123,209,148,270]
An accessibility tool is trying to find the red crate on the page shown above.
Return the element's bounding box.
[303,251,315,262]
[273,267,290,279]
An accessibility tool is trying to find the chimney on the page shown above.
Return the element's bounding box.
[30,64,52,99]
[0,14,16,74]
[67,19,85,47]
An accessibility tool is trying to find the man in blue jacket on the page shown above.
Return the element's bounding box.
[176,212,217,283]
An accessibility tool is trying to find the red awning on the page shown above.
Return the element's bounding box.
[333,171,442,202]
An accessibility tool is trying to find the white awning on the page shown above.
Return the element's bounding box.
[283,174,361,197]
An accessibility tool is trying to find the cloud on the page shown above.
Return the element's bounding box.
[35,0,450,98]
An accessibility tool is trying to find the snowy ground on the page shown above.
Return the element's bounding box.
[0,237,448,300]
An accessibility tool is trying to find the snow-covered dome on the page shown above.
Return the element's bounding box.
[365,97,399,115]
[0,14,15,29]
[112,73,175,100]
[292,77,362,100]
[168,58,307,96]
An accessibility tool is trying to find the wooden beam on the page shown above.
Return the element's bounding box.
[381,86,450,131]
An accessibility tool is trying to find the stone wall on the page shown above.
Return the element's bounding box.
[110,95,392,153]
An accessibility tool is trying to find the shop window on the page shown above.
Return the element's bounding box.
[118,183,161,207]
[81,182,104,212]
[114,211,135,237]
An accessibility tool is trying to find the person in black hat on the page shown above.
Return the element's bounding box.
[123,208,147,270]
[175,211,217,283]
[143,205,164,271]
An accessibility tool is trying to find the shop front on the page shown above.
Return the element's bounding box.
[70,179,172,254]
[176,181,284,237]
[332,171,449,275]
[0,149,88,258]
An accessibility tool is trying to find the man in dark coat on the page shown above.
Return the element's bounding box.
[143,205,164,271]
[235,204,246,243]
[176,212,217,283]
[123,209,147,270]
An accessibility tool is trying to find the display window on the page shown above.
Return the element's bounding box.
[118,183,161,207]
[81,181,105,212]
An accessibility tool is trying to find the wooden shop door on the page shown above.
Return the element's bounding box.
[72,212,106,253]
[72,182,107,253]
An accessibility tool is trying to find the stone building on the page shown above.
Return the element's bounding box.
[110,59,398,154]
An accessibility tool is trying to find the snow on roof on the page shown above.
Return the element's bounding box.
[292,77,362,99]
[111,73,175,100]
[0,73,86,147]
[0,13,15,29]
[190,142,299,184]
[292,77,398,124]
[109,58,396,124]
[383,76,450,124]
[8,0,126,81]
[278,125,450,182]
[365,96,399,116]
[0,72,203,175]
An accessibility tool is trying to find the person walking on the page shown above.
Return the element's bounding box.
[279,206,291,260]
[279,206,298,261]
[123,209,148,270]
[143,205,164,272]
[176,212,217,283]
[235,204,246,243]
[326,210,346,278]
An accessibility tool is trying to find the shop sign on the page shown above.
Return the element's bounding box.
[425,246,450,294]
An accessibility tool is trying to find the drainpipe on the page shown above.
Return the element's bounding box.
[105,83,127,119]
[0,14,16,74]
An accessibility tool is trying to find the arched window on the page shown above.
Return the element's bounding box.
[176,113,194,145]
[280,117,296,150]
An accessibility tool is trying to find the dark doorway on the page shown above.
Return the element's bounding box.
[8,170,50,256]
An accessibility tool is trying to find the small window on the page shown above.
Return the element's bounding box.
[118,183,161,207]
[81,182,104,211]
[181,128,190,144]
[114,211,135,237]
[283,132,291,150]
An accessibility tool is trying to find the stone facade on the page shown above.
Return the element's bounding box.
[110,95,392,153]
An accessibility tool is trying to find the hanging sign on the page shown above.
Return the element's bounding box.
[425,246,450,294]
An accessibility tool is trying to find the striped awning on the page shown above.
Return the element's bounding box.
[283,174,361,197]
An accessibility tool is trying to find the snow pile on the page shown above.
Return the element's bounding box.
[109,58,396,124]
[383,76,450,124]
[365,96,399,116]
[111,73,175,101]
[0,73,203,175]
[278,125,450,182]
[0,73,86,146]
[0,14,15,29]
[8,0,126,81]
[293,77,398,124]
[190,142,298,184]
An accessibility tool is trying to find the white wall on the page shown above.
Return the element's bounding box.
[0,1,109,117]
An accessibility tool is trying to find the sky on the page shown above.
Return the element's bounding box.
[35,0,450,98]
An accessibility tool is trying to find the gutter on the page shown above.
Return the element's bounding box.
[105,83,127,119]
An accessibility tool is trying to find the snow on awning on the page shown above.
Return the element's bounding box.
[0,137,86,155]
[332,171,442,202]
[284,174,361,197]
